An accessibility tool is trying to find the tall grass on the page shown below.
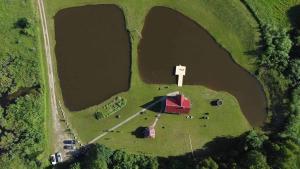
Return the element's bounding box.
[243,0,300,28]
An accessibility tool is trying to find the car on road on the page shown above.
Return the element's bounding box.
[56,152,63,162]
[63,139,76,144]
[64,145,76,150]
[50,154,57,165]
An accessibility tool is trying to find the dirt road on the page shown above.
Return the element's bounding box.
[37,0,70,159]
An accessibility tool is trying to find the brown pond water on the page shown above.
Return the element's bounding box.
[138,7,267,126]
[55,5,130,111]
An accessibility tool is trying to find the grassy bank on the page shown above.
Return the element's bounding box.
[243,0,300,28]
[43,0,258,156]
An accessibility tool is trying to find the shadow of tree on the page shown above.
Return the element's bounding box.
[158,135,243,169]
[287,5,300,59]
[131,126,147,138]
[287,5,300,29]
[50,133,249,169]
[244,35,264,58]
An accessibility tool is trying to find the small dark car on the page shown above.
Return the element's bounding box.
[64,145,76,150]
[63,139,76,144]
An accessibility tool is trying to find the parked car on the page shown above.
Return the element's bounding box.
[64,145,76,150]
[56,152,63,162]
[63,139,76,145]
[50,154,57,165]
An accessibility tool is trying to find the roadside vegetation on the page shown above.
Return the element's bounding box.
[0,0,47,168]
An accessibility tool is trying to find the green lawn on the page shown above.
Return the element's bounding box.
[243,0,300,28]
[43,0,258,156]
[95,86,250,156]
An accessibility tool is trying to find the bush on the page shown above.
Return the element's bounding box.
[258,24,292,72]
[287,59,300,87]
[15,17,31,29]
[94,111,103,120]
[197,157,219,169]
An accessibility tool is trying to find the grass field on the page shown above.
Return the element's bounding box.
[68,84,251,156]
[95,86,250,156]
[43,0,258,156]
[243,0,300,28]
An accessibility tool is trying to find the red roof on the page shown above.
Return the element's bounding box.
[165,94,191,113]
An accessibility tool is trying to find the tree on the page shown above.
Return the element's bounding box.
[111,150,135,169]
[288,59,300,87]
[243,130,267,150]
[268,139,300,169]
[15,17,31,29]
[0,1,45,168]
[0,106,4,117]
[82,144,112,169]
[283,86,300,138]
[258,24,292,72]
[136,155,158,169]
[197,157,219,169]
[69,162,81,169]
[0,155,29,169]
[0,94,44,167]
[77,144,157,169]
[240,150,270,169]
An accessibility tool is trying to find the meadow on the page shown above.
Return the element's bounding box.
[243,0,300,28]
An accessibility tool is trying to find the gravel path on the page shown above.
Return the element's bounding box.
[37,0,70,160]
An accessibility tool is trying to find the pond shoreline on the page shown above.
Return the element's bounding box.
[138,6,267,126]
[54,4,131,111]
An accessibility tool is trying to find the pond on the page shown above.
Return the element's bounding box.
[54,5,130,111]
[138,6,267,126]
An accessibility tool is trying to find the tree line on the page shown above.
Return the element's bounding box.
[53,144,158,169]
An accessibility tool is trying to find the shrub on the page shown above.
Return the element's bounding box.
[15,17,31,29]
[258,24,292,72]
[94,111,103,120]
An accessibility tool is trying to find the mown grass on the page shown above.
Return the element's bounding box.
[243,0,300,28]
[43,0,258,156]
[95,86,250,156]
[70,84,251,156]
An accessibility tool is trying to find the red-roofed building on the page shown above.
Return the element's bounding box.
[164,94,191,114]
